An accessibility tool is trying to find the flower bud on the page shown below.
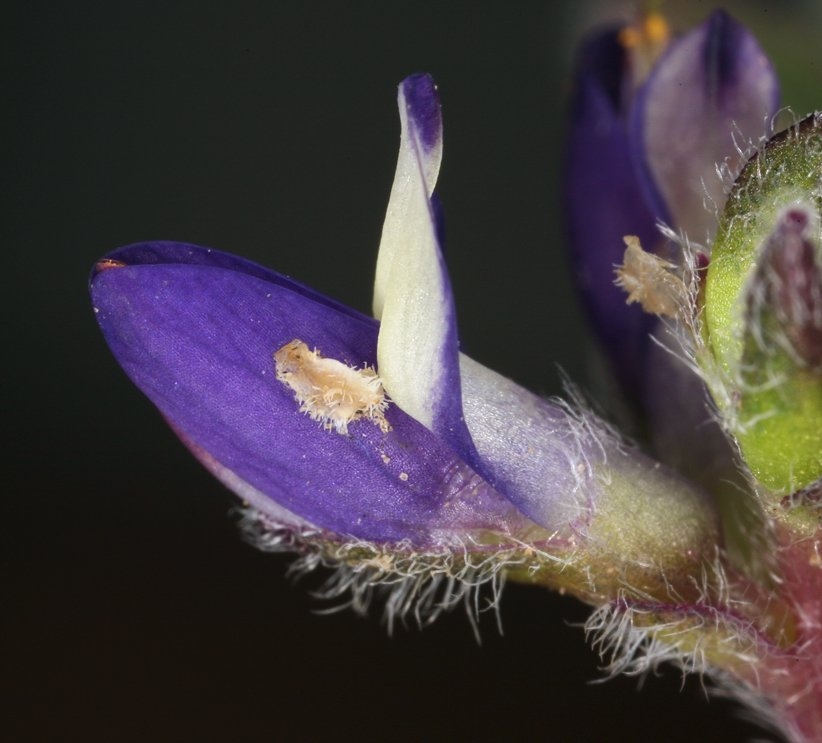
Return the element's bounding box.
[705,113,822,493]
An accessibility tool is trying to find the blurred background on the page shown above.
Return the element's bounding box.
[5,1,820,741]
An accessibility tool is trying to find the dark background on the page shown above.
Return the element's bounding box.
[5,2,820,741]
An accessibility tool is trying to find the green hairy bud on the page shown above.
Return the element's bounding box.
[705,113,822,494]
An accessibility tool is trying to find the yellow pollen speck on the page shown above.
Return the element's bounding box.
[619,11,670,50]
[399,472,409,482]
[618,9,671,88]
[274,339,391,435]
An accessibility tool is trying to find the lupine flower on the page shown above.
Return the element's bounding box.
[90,74,716,620]
[91,11,822,743]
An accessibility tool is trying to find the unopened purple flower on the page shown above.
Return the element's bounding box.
[564,10,778,402]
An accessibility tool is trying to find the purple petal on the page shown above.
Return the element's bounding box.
[90,242,532,546]
[460,354,718,551]
[460,355,600,532]
[564,28,662,400]
[633,10,780,243]
[373,74,482,471]
[569,23,630,116]
[400,72,443,158]
[372,74,442,318]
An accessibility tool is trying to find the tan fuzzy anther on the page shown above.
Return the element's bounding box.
[615,236,688,318]
[274,340,391,435]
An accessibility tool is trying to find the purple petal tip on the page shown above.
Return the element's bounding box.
[699,11,774,108]
[401,73,441,151]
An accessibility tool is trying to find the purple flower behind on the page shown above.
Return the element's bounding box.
[564,10,778,406]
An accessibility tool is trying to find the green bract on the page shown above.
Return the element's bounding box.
[705,113,822,493]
